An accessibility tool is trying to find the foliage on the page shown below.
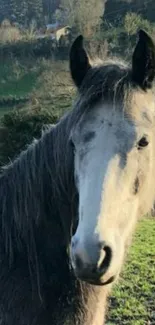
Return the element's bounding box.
[0,0,44,26]
[0,0,62,26]
[0,0,155,61]
[103,0,155,26]
[124,13,142,36]
[0,58,74,166]
[10,0,28,26]
[100,11,155,58]
[32,60,74,99]
[58,0,104,37]
[0,58,40,100]
[0,37,70,60]
[124,13,154,36]
[22,20,37,40]
[0,106,59,166]
[0,20,22,43]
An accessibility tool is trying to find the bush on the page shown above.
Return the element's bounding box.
[0,20,22,44]
[0,37,71,60]
[0,106,59,167]
[0,38,54,59]
[32,60,74,100]
[100,13,155,58]
[124,13,154,36]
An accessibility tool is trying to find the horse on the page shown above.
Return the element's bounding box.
[0,29,155,325]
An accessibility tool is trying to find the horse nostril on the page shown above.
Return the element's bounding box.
[97,245,112,274]
[70,238,112,280]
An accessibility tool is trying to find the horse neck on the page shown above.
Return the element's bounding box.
[0,112,76,263]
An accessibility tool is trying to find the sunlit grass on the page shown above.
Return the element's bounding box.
[107,217,155,324]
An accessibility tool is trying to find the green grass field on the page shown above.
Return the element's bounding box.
[0,60,38,98]
[0,72,37,98]
[0,58,73,119]
[107,217,155,325]
[0,59,154,325]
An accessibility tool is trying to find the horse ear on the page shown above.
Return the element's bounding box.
[132,29,155,89]
[69,35,91,88]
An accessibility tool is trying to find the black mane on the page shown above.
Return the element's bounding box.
[0,110,77,275]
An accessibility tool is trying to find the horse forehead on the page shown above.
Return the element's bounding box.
[75,88,155,140]
[129,90,155,123]
[83,104,131,133]
[76,105,132,143]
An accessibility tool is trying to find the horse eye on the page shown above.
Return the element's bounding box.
[137,136,149,149]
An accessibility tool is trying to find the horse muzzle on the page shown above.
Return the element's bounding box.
[70,236,115,286]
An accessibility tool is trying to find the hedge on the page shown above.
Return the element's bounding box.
[0,37,70,60]
[0,106,60,167]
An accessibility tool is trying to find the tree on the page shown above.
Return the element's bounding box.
[124,12,142,36]
[9,0,43,26]
[43,0,61,23]
[10,0,28,25]
[26,0,43,26]
[75,0,104,37]
[124,12,153,36]
[0,0,11,22]
[58,0,104,37]
[103,0,155,26]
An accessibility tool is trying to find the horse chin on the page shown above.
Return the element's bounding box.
[76,274,116,287]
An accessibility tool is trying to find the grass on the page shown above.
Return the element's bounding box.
[107,217,155,325]
[0,58,73,119]
[0,72,37,98]
[0,59,40,100]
